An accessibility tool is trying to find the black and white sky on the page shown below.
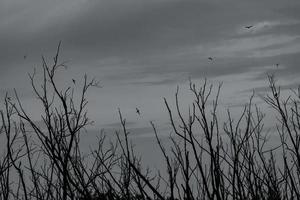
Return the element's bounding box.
[1,0,300,138]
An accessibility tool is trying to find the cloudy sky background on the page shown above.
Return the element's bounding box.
[1,0,300,160]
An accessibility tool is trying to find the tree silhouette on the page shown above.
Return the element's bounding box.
[1,45,300,200]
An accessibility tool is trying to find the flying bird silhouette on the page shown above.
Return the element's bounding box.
[276,63,279,68]
[72,79,76,84]
[23,55,27,59]
[208,57,213,61]
[245,25,253,29]
[136,108,141,116]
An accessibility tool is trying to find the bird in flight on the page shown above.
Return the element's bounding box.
[245,25,253,29]
[208,57,213,61]
[276,63,279,68]
[136,108,141,116]
[23,55,27,59]
[72,79,76,84]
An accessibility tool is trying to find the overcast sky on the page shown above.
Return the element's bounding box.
[1,0,300,147]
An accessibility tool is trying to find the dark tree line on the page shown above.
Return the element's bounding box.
[1,45,300,200]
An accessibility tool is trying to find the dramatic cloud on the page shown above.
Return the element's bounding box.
[1,0,300,133]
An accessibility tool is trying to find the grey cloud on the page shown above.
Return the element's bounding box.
[127,50,298,79]
[130,78,187,86]
[241,82,300,95]
[101,123,156,138]
[96,48,300,86]
[3,0,293,64]
[249,52,300,81]
[2,0,300,146]
[43,0,234,57]
[1,0,300,91]
[102,121,136,128]
[254,37,300,53]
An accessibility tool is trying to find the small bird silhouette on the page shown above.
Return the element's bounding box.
[136,108,141,116]
[245,25,253,29]
[72,79,76,84]
[23,55,27,59]
[276,63,279,68]
[208,57,213,61]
